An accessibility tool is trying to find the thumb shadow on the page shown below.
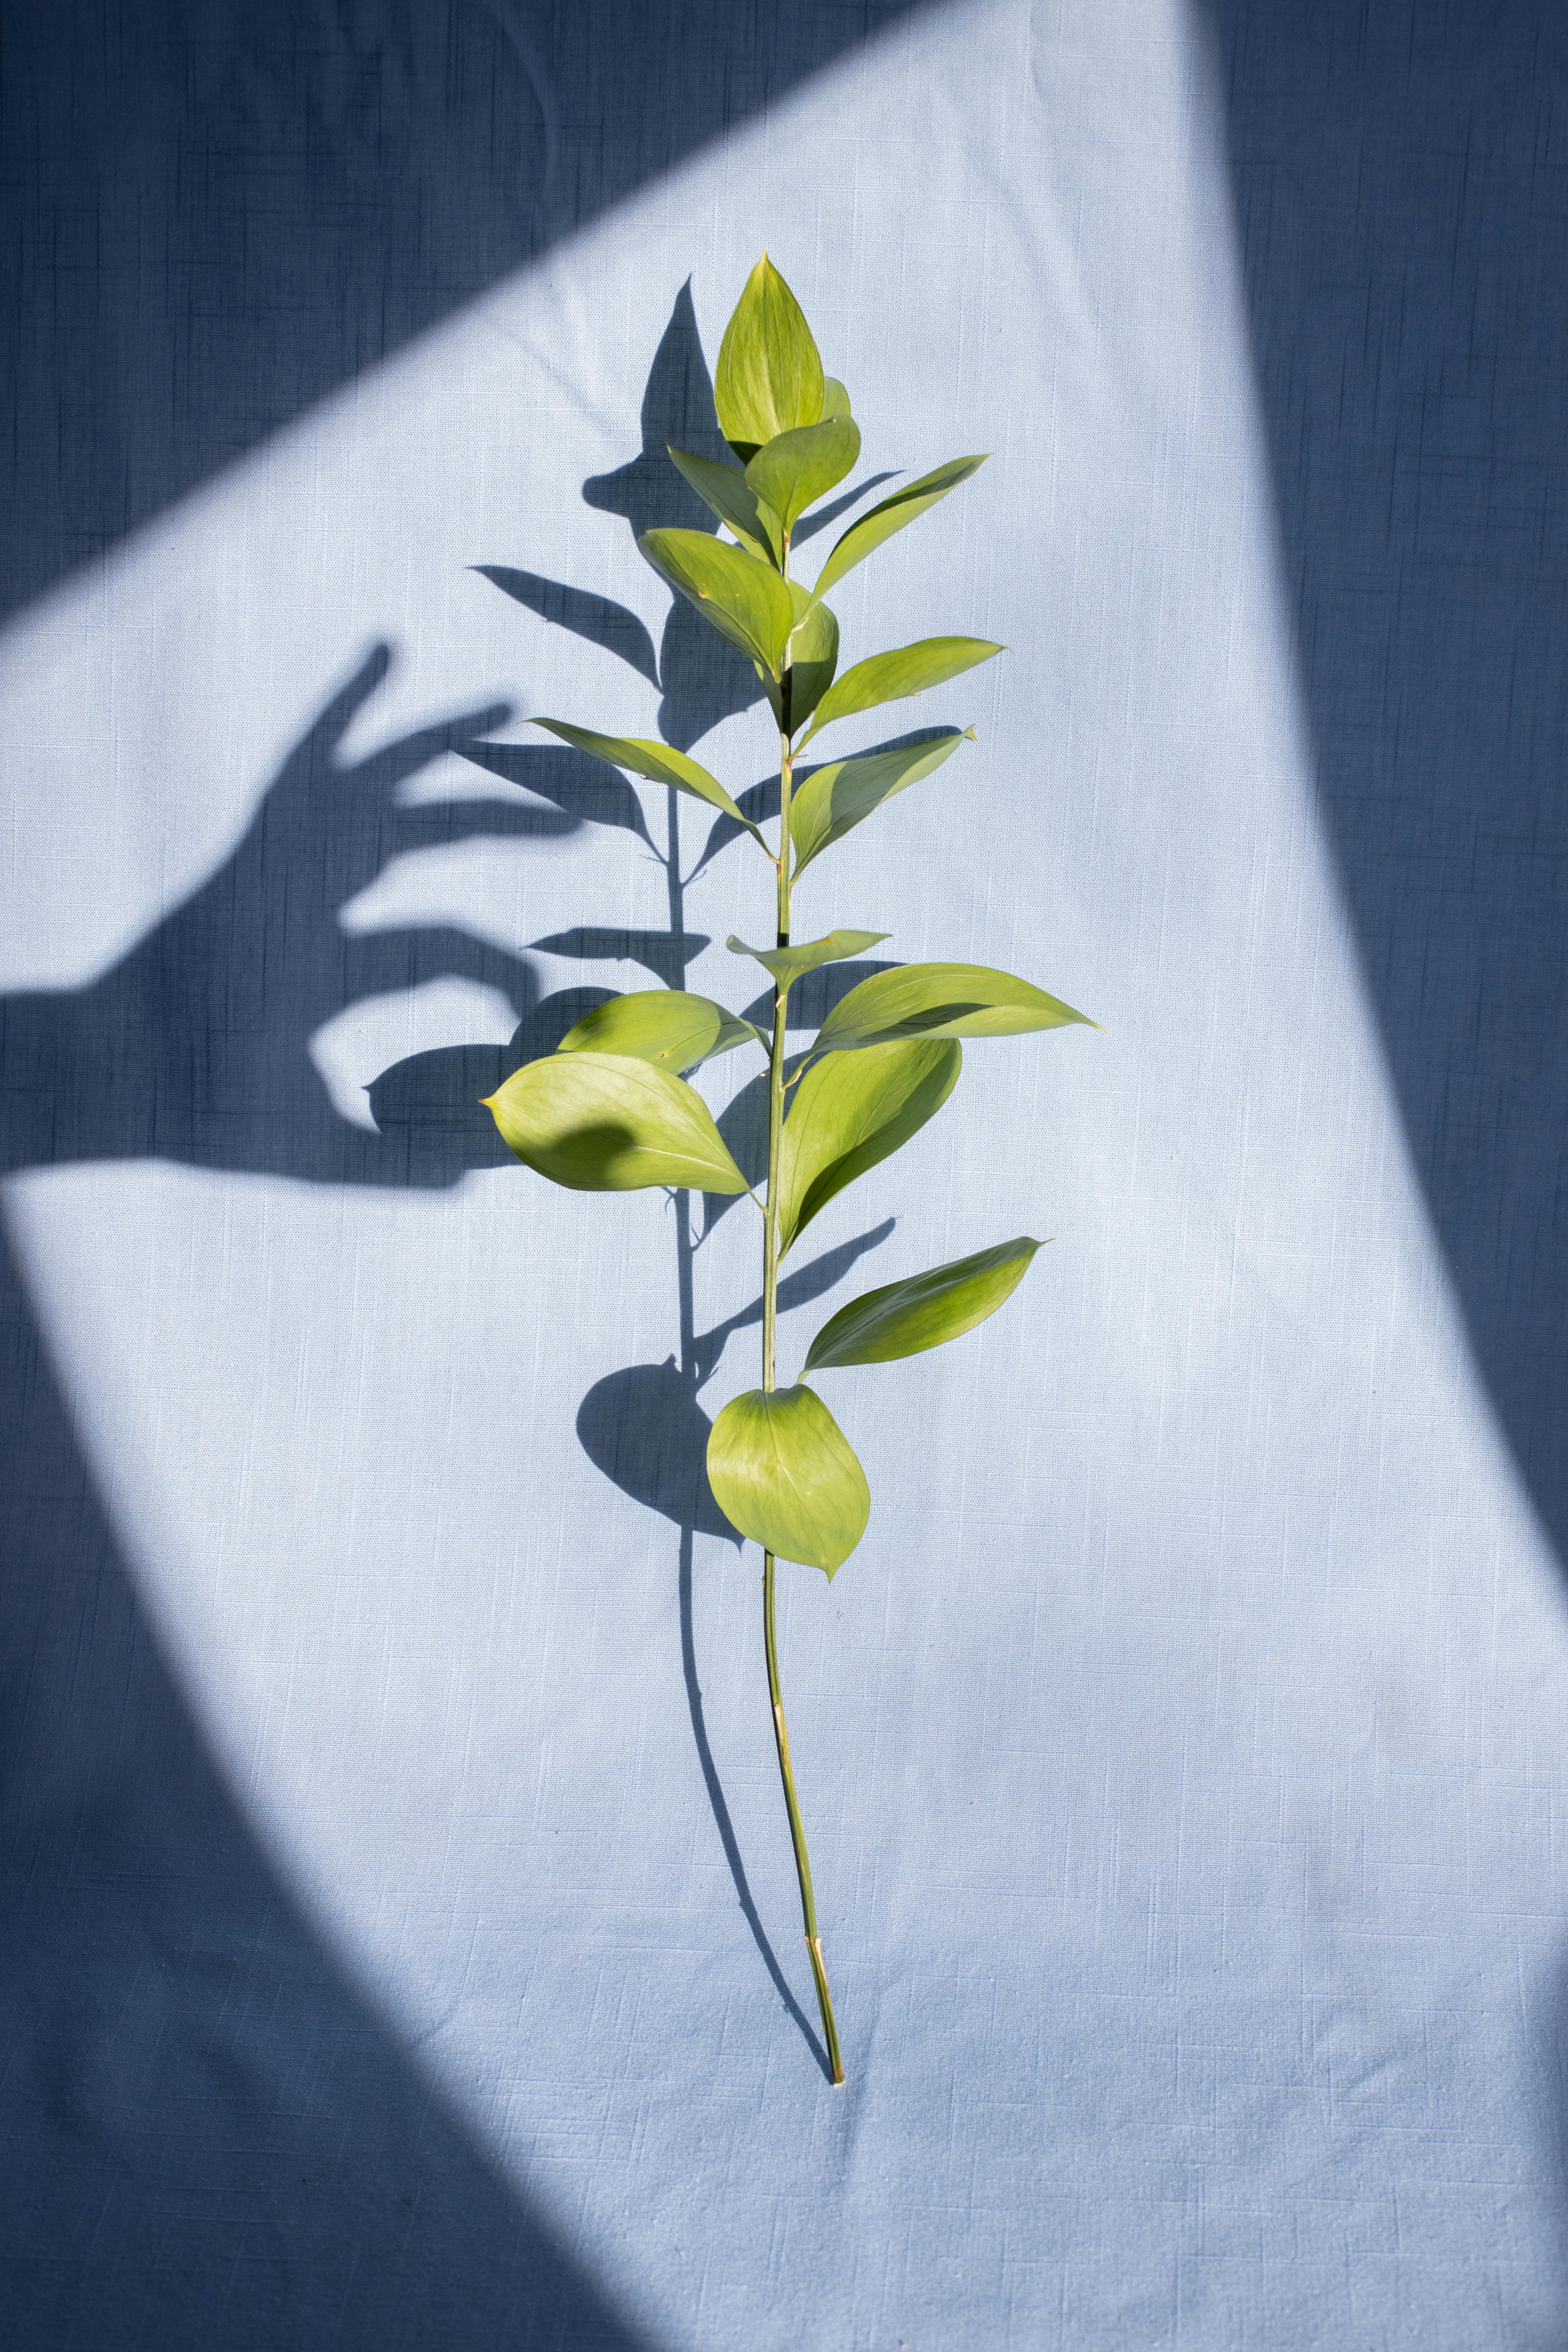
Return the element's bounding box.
[366,986,617,1178]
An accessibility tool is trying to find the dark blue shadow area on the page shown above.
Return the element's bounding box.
[0,1228,645,2352]
[0,0,926,621]
[1203,0,1568,1563]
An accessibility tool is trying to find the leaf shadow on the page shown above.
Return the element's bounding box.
[472,568,659,686]
[691,1220,895,1388]
[461,740,654,844]
[576,1209,894,2091]
[792,470,898,547]
[531,925,712,989]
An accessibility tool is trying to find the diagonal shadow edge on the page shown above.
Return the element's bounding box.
[0,1214,657,2351]
[1195,0,1568,1576]
[0,0,938,626]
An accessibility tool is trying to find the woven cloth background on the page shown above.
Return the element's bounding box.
[5,3,1568,2345]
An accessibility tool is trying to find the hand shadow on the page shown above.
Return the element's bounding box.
[0,642,571,1190]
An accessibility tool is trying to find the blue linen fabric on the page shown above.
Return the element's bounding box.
[5,2,1568,2347]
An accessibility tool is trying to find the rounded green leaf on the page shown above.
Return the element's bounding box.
[531,719,769,848]
[815,962,1095,1052]
[714,254,825,458]
[799,637,1003,743]
[819,377,853,422]
[790,729,970,876]
[811,455,987,600]
[556,991,764,1073]
[706,1384,869,1576]
[727,928,890,988]
[484,1051,749,1194]
[637,528,795,676]
[777,1039,961,1256]
[665,446,782,568]
[804,1237,1043,1371]
[745,416,861,537]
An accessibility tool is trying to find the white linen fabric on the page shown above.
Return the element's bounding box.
[5,2,1567,2346]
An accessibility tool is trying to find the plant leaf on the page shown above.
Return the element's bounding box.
[556,990,764,1073]
[811,455,987,600]
[803,1237,1043,1371]
[790,730,970,876]
[706,1384,869,1575]
[666,446,782,567]
[531,719,770,849]
[728,928,890,988]
[799,637,1003,743]
[638,528,796,675]
[484,1051,749,1194]
[776,1039,961,1256]
[760,583,840,731]
[785,582,839,732]
[819,377,852,421]
[714,254,825,459]
[814,962,1096,1052]
[745,417,861,538]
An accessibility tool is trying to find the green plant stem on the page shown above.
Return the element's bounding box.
[764,1547,845,2084]
[760,622,846,2087]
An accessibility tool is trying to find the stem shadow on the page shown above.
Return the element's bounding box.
[676,1526,836,2083]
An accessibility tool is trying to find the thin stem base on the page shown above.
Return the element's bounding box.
[764,1550,846,2086]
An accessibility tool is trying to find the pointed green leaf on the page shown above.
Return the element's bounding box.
[706,1384,869,1575]
[745,417,861,538]
[638,528,795,675]
[819,377,853,422]
[784,582,839,732]
[815,962,1096,1052]
[760,579,840,731]
[804,1238,1043,1371]
[790,730,970,876]
[666,446,782,567]
[531,719,769,849]
[776,1039,961,1256]
[812,455,987,600]
[799,637,1003,743]
[484,1051,749,1194]
[556,990,764,1073]
[714,254,825,459]
[727,928,889,988]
